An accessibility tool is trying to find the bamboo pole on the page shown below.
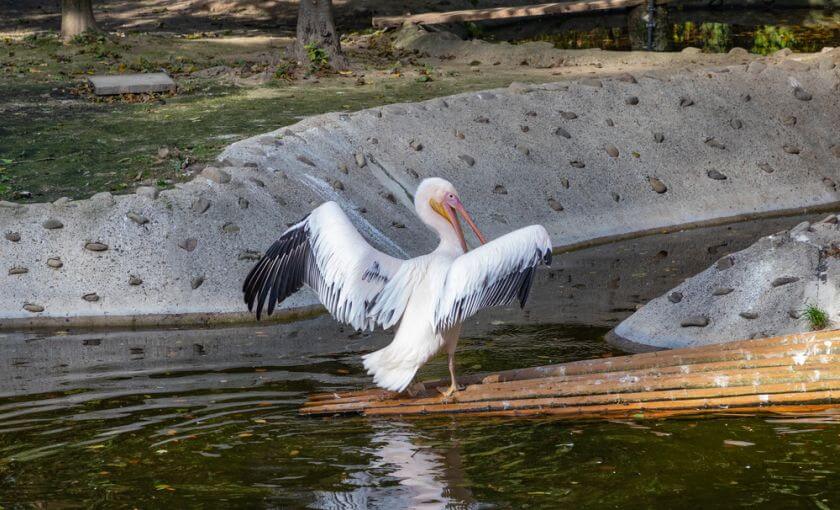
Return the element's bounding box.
[302,330,840,420]
[372,0,652,28]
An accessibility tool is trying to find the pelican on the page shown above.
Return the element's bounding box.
[243,177,552,396]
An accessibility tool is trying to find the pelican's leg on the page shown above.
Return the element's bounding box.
[437,350,460,399]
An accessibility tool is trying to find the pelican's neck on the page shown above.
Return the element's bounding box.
[416,201,465,255]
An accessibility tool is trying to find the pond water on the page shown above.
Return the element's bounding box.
[2,214,840,508]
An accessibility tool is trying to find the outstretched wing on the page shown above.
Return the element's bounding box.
[243,201,405,330]
[434,225,552,333]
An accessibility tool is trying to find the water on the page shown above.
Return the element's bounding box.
[2,214,840,508]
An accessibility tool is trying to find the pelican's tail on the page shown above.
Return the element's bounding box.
[362,346,419,393]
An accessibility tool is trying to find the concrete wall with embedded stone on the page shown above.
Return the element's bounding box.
[610,215,840,350]
[1,46,839,327]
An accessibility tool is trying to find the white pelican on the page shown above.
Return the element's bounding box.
[243,177,552,396]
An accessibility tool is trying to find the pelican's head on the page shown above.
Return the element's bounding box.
[414,177,487,252]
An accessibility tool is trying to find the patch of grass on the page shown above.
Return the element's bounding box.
[802,304,830,330]
[304,42,329,71]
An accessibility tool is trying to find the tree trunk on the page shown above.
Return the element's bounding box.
[61,0,98,40]
[295,0,348,70]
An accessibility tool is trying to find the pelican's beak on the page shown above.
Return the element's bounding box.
[444,195,487,252]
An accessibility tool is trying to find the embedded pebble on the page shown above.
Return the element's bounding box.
[554,127,571,139]
[729,119,743,129]
[136,186,159,199]
[707,169,728,180]
[458,154,476,167]
[85,242,109,252]
[515,145,530,156]
[191,198,211,214]
[391,221,406,229]
[681,316,709,327]
[520,125,529,133]
[705,137,726,150]
[42,219,63,229]
[648,176,667,193]
[179,238,198,252]
[716,256,734,270]
[668,292,683,303]
[740,93,751,102]
[91,192,115,208]
[611,192,620,202]
[407,168,419,179]
[605,145,619,158]
[605,118,614,127]
[823,177,837,191]
[201,166,231,183]
[222,222,240,234]
[570,160,585,168]
[338,163,348,174]
[355,153,366,167]
[747,61,766,74]
[679,97,694,107]
[783,144,800,154]
[128,276,143,286]
[616,73,637,83]
[560,111,578,120]
[493,185,508,195]
[831,145,840,158]
[409,140,424,151]
[625,96,639,105]
[47,257,63,269]
[296,155,316,167]
[5,232,20,242]
[653,132,665,143]
[82,293,100,302]
[772,276,799,287]
[23,303,44,313]
[561,178,569,189]
[712,287,734,296]
[331,179,345,191]
[248,177,265,187]
[793,87,813,101]
[239,250,262,261]
[9,267,28,275]
[547,198,564,211]
[740,311,759,320]
[474,116,490,123]
[580,78,603,88]
[454,130,465,139]
[757,162,775,174]
[238,197,249,209]
[191,276,205,289]
[53,196,72,207]
[126,212,149,225]
[782,115,797,126]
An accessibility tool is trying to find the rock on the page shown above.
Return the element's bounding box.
[454,130,465,139]
[831,145,840,158]
[681,47,701,54]
[331,179,345,191]
[707,169,727,180]
[355,152,367,167]
[679,97,694,107]
[82,293,100,302]
[23,303,44,313]
[179,238,198,252]
[757,162,775,174]
[783,144,800,154]
[729,119,743,129]
[747,61,767,74]
[201,166,231,184]
[90,192,115,207]
[616,73,637,83]
[705,137,726,150]
[560,111,578,120]
[554,127,571,139]
[793,87,813,101]
[458,154,476,167]
[648,176,667,193]
[476,92,496,100]
[712,287,734,296]
[625,96,639,105]
[238,197,249,209]
[129,276,143,286]
[739,311,759,320]
[474,116,490,124]
[5,232,20,242]
[580,78,602,88]
[0,201,23,209]
[823,177,837,192]
[774,48,792,57]
[338,163,348,174]
[222,222,240,233]
[771,276,799,287]
[570,160,585,168]
[9,267,28,275]
[728,47,749,57]
[520,125,530,133]
[515,145,530,156]
[126,212,149,225]
[716,256,734,270]
[42,218,64,230]
[238,250,262,261]
[493,185,508,195]
[605,145,619,158]
[740,93,751,102]
[191,197,211,214]
[653,132,665,143]
[668,292,683,303]
[508,82,533,94]
[409,140,424,151]
[681,316,709,327]
[191,275,205,289]
[84,242,109,252]
[611,192,620,202]
[136,186,159,199]
[547,198,564,211]
[781,115,797,126]
[47,257,63,268]
[561,178,570,189]
[605,118,615,127]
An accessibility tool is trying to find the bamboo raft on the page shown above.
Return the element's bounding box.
[302,330,840,420]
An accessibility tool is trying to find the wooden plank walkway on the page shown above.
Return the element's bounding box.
[372,0,651,28]
[301,330,840,420]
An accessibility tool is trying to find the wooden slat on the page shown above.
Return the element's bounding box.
[302,330,840,420]
[372,0,649,28]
